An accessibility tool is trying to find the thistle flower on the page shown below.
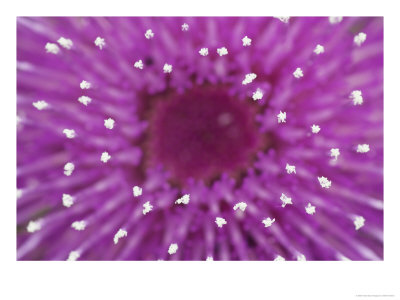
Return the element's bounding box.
[17,17,383,261]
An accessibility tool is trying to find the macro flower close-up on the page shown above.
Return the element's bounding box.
[16,16,383,261]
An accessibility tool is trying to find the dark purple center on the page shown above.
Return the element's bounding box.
[148,87,262,183]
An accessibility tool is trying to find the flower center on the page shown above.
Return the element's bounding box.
[147,86,262,184]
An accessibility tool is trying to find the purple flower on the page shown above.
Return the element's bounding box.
[17,17,383,261]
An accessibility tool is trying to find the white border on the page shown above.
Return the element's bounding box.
[1,0,399,299]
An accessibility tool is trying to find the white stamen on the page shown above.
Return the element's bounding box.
[133,186,143,197]
[274,17,290,23]
[181,23,189,31]
[78,95,92,106]
[134,59,144,69]
[354,216,365,230]
[337,253,351,261]
[113,228,128,244]
[354,32,367,46]
[206,256,214,261]
[274,255,285,261]
[280,193,292,208]
[357,144,370,153]
[100,152,111,163]
[318,176,332,188]
[314,44,325,55]
[262,217,275,228]
[330,148,340,161]
[305,203,316,215]
[62,193,75,207]
[297,254,306,261]
[329,17,343,24]
[71,220,86,231]
[17,189,23,200]
[32,100,48,110]
[67,251,80,261]
[293,67,304,78]
[175,194,190,205]
[80,80,91,89]
[350,90,363,105]
[233,202,247,212]
[63,129,76,139]
[242,73,257,85]
[17,115,22,126]
[217,47,228,56]
[163,63,173,73]
[143,201,153,215]
[199,48,209,56]
[94,37,106,49]
[215,217,227,228]
[252,89,263,101]
[242,36,252,46]
[63,162,75,176]
[45,42,60,54]
[168,243,178,255]
[104,118,115,129]
[286,163,296,174]
[311,124,321,134]
[27,220,41,233]
[57,37,73,49]
[277,111,287,123]
[145,29,154,39]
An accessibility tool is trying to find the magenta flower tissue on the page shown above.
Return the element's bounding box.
[17,17,383,261]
